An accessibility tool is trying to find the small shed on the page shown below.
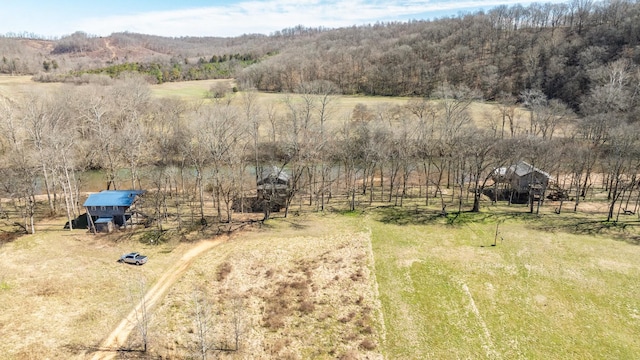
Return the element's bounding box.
[94,217,115,233]
[83,190,144,232]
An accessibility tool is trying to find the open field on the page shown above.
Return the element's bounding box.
[0,75,62,100]
[149,78,512,127]
[151,79,235,100]
[369,206,640,359]
[0,75,531,133]
[0,219,193,358]
[148,214,383,359]
[0,212,384,359]
[1,201,640,359]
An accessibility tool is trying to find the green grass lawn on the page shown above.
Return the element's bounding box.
[364,208,640,359]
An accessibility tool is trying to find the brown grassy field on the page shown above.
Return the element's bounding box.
[0,218,191,359]
[0,75,61,100]
[150,79,519,129]
[0,212,385,359]
[148,214,383,359]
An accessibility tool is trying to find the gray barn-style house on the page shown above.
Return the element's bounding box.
[492,161,552,206]
[83,190,144,232]
[496,161,552,194]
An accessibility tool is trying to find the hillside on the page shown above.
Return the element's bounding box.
[2,1,640,112]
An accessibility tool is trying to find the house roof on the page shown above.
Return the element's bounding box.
[83,190,144,207]
[258,166,290,184]
[510,161,551,179]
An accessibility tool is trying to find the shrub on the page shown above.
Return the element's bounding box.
[138,229,170,245]
[216,262,232,281]
[263,313,285,329]
[299,300,315,314]
[360,338,377,350]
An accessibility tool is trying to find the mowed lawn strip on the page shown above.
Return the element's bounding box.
[368,212,640,359]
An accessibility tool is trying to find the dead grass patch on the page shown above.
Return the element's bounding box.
[149,213,384,359]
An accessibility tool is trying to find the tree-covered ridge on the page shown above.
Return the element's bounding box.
[72,53,261,83]
[238,0,640,110]
[3,1,640,112]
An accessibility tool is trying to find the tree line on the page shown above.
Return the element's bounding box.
[72,53,258,84]
[1,69,639,234]
[3,1,640,116]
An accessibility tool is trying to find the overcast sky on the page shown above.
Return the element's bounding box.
[2,0,572,38]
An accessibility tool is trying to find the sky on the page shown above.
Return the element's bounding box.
[1,0,572,38]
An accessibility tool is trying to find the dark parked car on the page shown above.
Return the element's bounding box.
[118,252,148,265]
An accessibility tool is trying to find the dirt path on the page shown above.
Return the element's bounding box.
[103,38,117,60]
[88,238,226,359]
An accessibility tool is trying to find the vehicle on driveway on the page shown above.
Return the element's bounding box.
[118,252,148,265]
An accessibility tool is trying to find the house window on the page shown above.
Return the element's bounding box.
[91,206,96,211]
[113,206,118,211]
[101,206,106,211]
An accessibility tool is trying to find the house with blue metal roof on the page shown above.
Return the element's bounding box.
[83,190,144,232]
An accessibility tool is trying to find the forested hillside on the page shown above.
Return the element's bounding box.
[237,0,640,110]
[2,1,640,110]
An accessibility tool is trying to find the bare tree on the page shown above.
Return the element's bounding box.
[112,75,152,189]
[185,112,211,223]
[20,90,67,215]
[602,124,640,222]
[201,100,245,222]
[192,289,215,359]
[520,88,547,136]
[496,92,517,138]
[128,277,150,353]
[75,85,122,190]
[279,92,320,217]
[407,97,438,205]
[229,294,245,352]
[433,84,477,195]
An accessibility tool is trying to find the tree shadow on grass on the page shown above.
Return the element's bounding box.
[372,206,640,245]
[282,219,307,230]
[374,206,539,227]
[536,217,640,245]
[374,206,443,226]
[0,229,22,247]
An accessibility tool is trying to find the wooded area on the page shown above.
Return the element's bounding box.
[1,0,640,234]
[2,1,640,108]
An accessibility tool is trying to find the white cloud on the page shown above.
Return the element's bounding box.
[74,0,572,37]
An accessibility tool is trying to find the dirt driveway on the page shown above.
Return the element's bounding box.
[88,238,226,359]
